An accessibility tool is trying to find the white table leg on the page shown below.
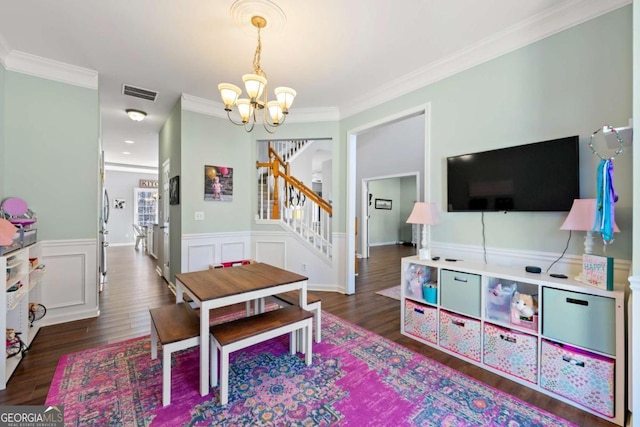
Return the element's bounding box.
[200,305,210,396]
[151,322,158,360]
[315,308,322,343]
[175,280,184,303]
[210,336,218,387]
[305,321,312,365]
[162,345,171,406]
[220,347,230,405]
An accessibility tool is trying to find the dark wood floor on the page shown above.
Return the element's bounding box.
[0,245,618,426]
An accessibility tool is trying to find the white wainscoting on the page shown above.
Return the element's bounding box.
[630,275,639,418]
[181,232,252,273]
[255,240,286,268]
[181,231,345,293]
[39,239,99,326]
[252,230,343,293]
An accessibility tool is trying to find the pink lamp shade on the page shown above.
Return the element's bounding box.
[406,202,440,260]
[560,199,619,232]
[406,202,440,225]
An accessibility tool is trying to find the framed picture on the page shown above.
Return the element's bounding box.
[169,176,180,205]
[204,165,233,202]
[375,198,392,210]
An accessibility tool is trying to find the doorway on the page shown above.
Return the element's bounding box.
[361,173,419,259]
[346,104,431,295]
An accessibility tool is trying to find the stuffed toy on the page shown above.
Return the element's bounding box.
[513,292,538,319]
[6,328,16,345]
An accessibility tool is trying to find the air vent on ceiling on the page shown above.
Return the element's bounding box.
[122,84,158,102]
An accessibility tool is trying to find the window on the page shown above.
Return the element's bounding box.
[133,188,158,227]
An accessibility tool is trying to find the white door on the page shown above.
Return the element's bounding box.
[162,160,170,280]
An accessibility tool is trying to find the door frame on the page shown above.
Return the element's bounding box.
[360,173,420,259]
[162,159,170,281]
[346,103,431,295]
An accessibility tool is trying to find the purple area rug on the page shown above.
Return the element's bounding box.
[375,285,401,301]
[46,311,576,426]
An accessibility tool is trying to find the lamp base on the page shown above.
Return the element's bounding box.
[418,248,430,260]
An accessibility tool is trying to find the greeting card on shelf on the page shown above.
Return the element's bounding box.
[582,254,614,291]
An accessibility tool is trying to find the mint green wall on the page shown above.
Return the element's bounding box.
[340,7,632,259]
[399,176,417,243]
[159,100,182,282]
[0,64,5,199]
[4,71,99,239]
[180,111,252,233]
[177,118,339,236]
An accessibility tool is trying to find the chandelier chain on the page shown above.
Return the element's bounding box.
[253,26,264,76]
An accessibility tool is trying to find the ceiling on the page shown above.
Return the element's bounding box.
[0,0,628,170]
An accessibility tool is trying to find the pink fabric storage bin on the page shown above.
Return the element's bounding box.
[483,323,538,384]
[439,310,481,361]
[540,340,615,417]
[404,300,437,344]
[510,307,538,332]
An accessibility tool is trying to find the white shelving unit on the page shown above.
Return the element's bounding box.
[400,256,626,426]
[1,243,45,389]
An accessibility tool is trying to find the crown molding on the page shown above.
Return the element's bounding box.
[181,93,340,123]
[2,49,97,90]
[340,0,631,119]
[181,94,226,118]
[0,35,9,68]
[105,162,158,174]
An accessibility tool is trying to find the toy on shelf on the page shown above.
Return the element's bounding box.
[486,282,517,323]
[0,198,37,227]
[511,291,539,331]
[5,328,27,358]
[28,303,47,327]
[406,264,431,296]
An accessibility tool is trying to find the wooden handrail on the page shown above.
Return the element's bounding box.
[282,174,332,216]
[257,146,332,217]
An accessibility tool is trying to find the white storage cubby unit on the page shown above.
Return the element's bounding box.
[400,256,625,426]
[0,243,45,389]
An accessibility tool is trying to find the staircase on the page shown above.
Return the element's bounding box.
[257,141,332,260]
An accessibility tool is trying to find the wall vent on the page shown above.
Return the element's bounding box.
[122,84,158,102]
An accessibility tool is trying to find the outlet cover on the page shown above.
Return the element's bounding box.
[195,211,205,220]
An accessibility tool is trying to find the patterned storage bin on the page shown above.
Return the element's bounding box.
[404,299,437,344]
[483,323,538,384]
[439,310,481,361]
[540,340,615,417]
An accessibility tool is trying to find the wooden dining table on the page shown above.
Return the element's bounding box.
[175,262,308,396]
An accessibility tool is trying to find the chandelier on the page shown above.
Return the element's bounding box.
[218,15,296,134]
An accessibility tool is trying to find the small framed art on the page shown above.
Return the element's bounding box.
[169,176,180,205]
[374,198,392,210]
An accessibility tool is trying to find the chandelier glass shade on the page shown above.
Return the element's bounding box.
[218,15,296,133]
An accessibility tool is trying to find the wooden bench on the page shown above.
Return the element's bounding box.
[150,302,201,406]
[271,290,322,343]
[209,305,314,405]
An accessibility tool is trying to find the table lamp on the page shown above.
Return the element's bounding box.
[560,198,619,254]
[406,202,440,260]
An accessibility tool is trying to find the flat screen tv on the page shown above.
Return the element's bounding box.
[447,136,579,212]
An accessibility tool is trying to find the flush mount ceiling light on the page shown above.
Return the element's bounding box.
[218,0,295,134]
[126,109,147,122]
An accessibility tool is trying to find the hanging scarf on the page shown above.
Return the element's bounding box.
[593,159,618,244]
